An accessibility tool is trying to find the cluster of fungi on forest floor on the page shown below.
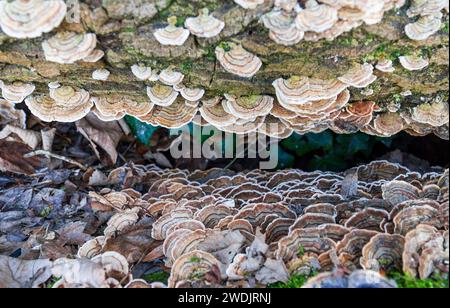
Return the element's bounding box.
[0,0,449,288]
[0,161,448,288]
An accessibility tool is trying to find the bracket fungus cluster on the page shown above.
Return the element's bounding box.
[405,0,448,41]
[42,32,102,64]
[0,81,35,104]
[25,85,93,123]
[59,161,447,288]
[260,0,407,45]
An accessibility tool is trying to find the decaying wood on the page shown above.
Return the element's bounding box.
[0,0,448,108]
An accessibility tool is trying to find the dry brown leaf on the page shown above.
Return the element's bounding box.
[0,140,43,174]
[103,218,159,263]
[76,113,125,165]
[0,125,41,149]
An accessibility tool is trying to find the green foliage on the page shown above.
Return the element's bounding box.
[218,41,232,52]
[269,272,318,289]
[39,207,52,218]
[142,271,170,284]
[390,272,449,289]
[46,276,62,288]
[297,245,305,257]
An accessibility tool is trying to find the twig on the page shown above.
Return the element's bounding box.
[24,150,87,171]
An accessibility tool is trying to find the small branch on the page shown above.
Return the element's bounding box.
[24,150,87,171]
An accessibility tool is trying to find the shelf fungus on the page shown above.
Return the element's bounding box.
[376,59,395,73]
[411,101,449,127]
[399,55,430,71]
[147,84,179,107]
[25,90,93,123]
[180,87,205,102]
[273,76,348,105]
[77,162,448,288]
[360,234,405,272]
[199,101,238,127]
[185,8,225,38]
[405,13,443,41]
[338,63,377,89]
[92,69,111,81]
[215,43,262,78]
[261,9,304,46]
[295,0,339,33]
[403,224,449,279]
[224,95,274,120]
[42,32,98,64]
[159,67,185,86]
[154,16,190,46]
[0,81,35,104]
[0,0,67,39]
[131,64,155,81]
[234,0,265,9]
[93,95,154,119]
[406,0,448,17]
[139,98,198,129]
[275,0,298,12]
[168,250,222,288]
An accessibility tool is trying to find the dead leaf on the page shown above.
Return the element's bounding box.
[0,256,53,288]
[0,100,26,128]
[103,217,159,263]
[0,125,41,149]
[0,140,43,175]
[76,113,124,165]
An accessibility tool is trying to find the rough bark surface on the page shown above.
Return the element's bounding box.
[0,0,449,108]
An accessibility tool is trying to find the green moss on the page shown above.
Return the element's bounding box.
[190,256,202,263]
[269,272,318,289]
[443,21,449,34]
[181,60,193,74]
[362,43,415,62]
[142,271,170,284]
[297,245,305,258]
[121,27,136,33]
[218,41,231,52]
[337,37,359,47]
[390,272,449,289]
[205,45,217,62]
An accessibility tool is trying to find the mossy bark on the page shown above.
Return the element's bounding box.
[0,0,448,109]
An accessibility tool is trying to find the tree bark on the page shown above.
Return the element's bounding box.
[0,0,448,109]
